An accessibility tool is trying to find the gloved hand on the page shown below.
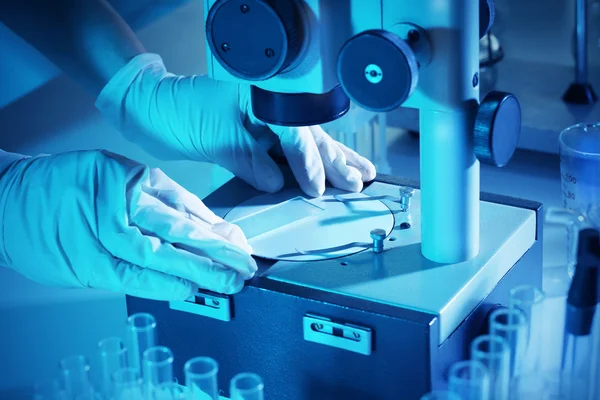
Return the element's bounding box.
[0,150,257,300]
[95,53,376,198]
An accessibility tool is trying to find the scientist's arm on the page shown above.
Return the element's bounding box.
[1,0,376,197]
[0,0,144,95]
[0,148,257,300]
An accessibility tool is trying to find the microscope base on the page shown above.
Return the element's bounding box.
[126,175,543,400]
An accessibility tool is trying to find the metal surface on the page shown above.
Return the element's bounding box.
[399,186,415,212]
[169,290,232,322]
[303,314,373,355]
[204,171,536,344]
[261,181,536,344]
[370,229,386,253]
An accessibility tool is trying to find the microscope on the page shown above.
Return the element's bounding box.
[126,1,543,398]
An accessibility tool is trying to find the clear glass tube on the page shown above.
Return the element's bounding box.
[560,333,594,399]
[59,355,94,398]
[448,360,490,400]
[590,303,600,400]
[34,378,67,400]
[230,373,264,400]
[489,308,528,378]
[184,357,219,400]
[510,374,551,400]
[419,391,461,400]
[112,367,144,400]
[126,313,157,374]
[150,383,187,400]
[471,335,510,400]
[98,337,128,399]
[508,285,546,375]
[143,346,175,399]
[545,207,589,277]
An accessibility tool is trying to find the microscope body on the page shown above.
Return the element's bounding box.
[203,0,519,264]
[125,3,535,399]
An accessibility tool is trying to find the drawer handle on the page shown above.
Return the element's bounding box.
[303,313,372,355]
[169,289,232,322]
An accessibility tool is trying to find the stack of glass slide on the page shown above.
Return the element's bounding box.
[33,312,264,400]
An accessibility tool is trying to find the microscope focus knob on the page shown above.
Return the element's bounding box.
[206,0,307,81]
[337,30,419,112]
[474,91,521,167]
[479,0,496,39]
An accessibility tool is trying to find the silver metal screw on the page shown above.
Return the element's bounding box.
[398,186,415,212]
[370,229,386,253]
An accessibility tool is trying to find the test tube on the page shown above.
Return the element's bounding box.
[419,392,461,400]
[98,337,128,399]
[143,346,175,398]
[545,207,587,277]
[151,383,187,400]
[448,360,490,400]
[126,313,157,374]
[489,308,528,378]
[230,373,264,400]
[184,356,219,400]
[508,285,546,375]
[561,333,594,399]
[112,367,144,400]
[471,335,510,400]
[34,379,67,400]
[59,355,94,399]
[510,375,548,400]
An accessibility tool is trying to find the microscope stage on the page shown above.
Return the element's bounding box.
[224,188,395,261]
[214,180,536,345]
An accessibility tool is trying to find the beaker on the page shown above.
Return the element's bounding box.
[560,122,600,216]
[559,122,600,274]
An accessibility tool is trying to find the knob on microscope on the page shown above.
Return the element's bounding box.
[479,0,496,39]
[205,0,307,81]
[337,26,431,113]
[206,0,351,126]
[474,91,522,168]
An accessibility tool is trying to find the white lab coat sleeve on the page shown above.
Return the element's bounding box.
[0,149,29,174]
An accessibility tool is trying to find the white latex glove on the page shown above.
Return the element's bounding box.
[0,150,257,300]
[96,53,376,198]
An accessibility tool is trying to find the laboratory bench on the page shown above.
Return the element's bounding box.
[0,80,575,399]
[0,0,588,392]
